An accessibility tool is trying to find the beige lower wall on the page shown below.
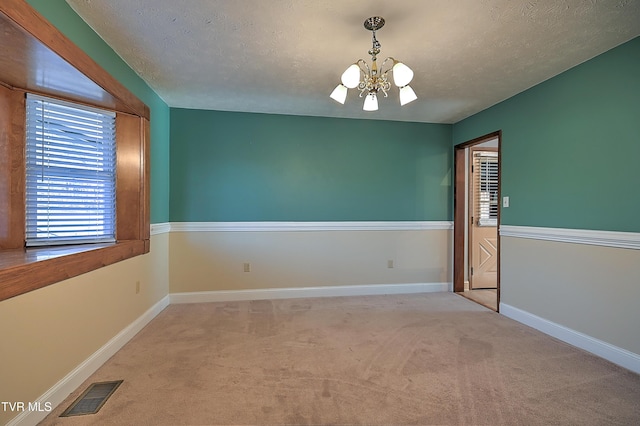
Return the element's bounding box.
[501,236,640,355]
[169,229,452,293]
[0,233,169,426]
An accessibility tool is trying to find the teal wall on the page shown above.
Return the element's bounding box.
[170,110,452,221]
[27,0,171,224]
[454,37,640,233]
[27,1,639,229]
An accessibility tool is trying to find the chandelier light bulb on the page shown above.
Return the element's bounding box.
[392,62,414,87]
[341,64,361,89]
[363,93,379,111]
[330,84,348,104]
[399,85,417,106]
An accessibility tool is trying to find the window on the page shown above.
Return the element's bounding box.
[0,1,150,302]
[25,94,117,246]
[473,151,498,226]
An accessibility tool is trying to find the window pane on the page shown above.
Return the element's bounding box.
[25,94,116,246]
[474,152,498,226]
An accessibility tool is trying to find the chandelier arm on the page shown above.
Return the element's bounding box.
[379,57,393,68]
[380,78,391,97]
[356,59,370,75]
[357,59,371,95]
[379,57,397,75]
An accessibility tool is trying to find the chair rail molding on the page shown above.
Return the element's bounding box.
[499,225,640,250]
[155,221,453,233]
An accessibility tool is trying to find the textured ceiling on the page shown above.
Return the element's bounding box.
[65,0,640,123]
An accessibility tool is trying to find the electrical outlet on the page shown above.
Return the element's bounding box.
[387,260,394,269]
[243,263,251,272]
[135,281,140,294]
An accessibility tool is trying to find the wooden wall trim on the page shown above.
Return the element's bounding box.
[117,113,143,241]
[453,147,466,293]
[114,114,150,249]
[0,85,25,250]
[0,0,149,119]
[0,241,147,301]
[142,119,151,241]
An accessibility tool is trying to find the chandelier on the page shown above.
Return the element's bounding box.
[330,16,417,111]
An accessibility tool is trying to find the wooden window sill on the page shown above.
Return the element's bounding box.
[0,240,148,301]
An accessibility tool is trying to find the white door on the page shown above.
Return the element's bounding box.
[469,149,498,289]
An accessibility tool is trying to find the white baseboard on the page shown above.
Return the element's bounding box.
[171,282,452,304]
[500,303,640,375]
[7,296,170,426]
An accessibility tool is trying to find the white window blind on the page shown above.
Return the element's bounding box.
[25,94,116,247]
[473,151,498,227]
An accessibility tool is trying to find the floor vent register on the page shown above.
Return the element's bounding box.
[60,380,123,417]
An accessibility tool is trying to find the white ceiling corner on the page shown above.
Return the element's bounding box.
[65,0,640,124]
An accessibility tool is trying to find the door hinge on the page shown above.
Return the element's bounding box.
[471,267,474,276]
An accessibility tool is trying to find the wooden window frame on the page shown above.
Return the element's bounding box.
[0,1,150,301]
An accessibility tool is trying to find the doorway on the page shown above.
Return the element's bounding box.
[453,131,501,311]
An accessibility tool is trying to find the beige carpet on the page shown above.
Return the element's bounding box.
[41,293,640,425]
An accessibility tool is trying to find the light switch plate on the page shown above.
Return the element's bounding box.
[503,196,510,208]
